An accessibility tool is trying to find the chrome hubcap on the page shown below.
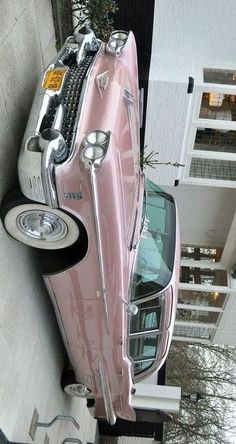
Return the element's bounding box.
[65,383,92,397]
[16,210,68,241]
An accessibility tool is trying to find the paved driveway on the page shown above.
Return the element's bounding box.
[0,1,97,443]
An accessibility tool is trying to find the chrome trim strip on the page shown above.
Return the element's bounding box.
[128,171,142,250]
[139,88,144,128]
[43,275,77,370]
[133,357,155,364]
[52,104,64,131]
[99,361,116,425]
[132,290,165,306]
[43,276,69,345]
[129,329,162,338]
[90,165,109,333]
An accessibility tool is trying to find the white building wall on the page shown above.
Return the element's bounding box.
[145,0,236,345]
[146,0,236,186]
[214,288,236,345]
[133,384,181,413]
[152,0,236,65]
[163,184,236,247]
[118,438,160,444]
[145,81,190,186]
[101,436,161,444]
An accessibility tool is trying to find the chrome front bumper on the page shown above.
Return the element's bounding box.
[18,31,101,207]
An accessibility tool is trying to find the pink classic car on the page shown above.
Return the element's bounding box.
[1,28,180,424]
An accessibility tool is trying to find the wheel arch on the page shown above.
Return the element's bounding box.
[0,188,88,272]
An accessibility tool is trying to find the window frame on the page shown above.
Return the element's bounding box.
[180,82,236,187]
[128,329,162,379]
[127,292,166,381]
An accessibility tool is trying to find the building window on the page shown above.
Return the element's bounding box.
[181,244,223,262]
[189,158,236,181]
[176,309,220,324]
[203,68,236,85]
[178,289,226,308]
[174,324,214,340]
[184,69,236,186]
[193,128,236,154]
[199,92,236,121]
[180,267,227,286]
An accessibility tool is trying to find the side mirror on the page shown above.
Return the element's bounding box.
[122,298,138,316]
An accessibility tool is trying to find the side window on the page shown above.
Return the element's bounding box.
[129,333,159,376]
[130,297,162,333]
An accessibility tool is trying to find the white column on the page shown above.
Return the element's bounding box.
[132,384,181,413]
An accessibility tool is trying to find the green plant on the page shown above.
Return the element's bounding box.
[140,147,185,170]
[71,0,118,41]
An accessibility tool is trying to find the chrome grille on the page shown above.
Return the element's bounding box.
[40,51,96,153]
[62,53,94,149]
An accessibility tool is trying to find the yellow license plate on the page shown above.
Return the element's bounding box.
[42,68,67,91]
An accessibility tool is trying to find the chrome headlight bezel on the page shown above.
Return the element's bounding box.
[81,130,110,169]
[106,30,128,57]
[83,145,105,162]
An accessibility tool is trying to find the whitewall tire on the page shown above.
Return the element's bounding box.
[4,203,79,250]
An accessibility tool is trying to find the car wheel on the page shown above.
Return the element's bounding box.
[1,191,79,250]
[61,369,94,399]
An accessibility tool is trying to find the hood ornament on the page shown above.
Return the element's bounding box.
[96,71,110,97]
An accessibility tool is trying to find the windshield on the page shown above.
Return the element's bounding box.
[131,179,176,301]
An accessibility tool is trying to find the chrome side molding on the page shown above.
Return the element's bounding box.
[99,360,116,425]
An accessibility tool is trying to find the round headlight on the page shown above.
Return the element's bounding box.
[106,30,128,56]
[85,130,108,147]
[109,38,124,51]
[82,145,105,161]
[111,31,128,41]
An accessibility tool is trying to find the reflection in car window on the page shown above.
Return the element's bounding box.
[131,180,176,301]
[129,334,158,376]
[130,297,162,333]
[133,361,153,376]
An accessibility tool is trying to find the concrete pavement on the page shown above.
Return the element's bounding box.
[0,1,97,443]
